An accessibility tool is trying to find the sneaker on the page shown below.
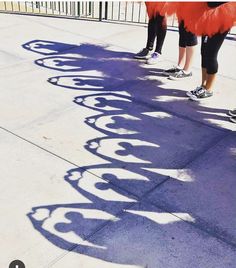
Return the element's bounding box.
[189,87,213,101]
[168,70,192,80]
[134,48,151,59]
[163,66,182,76]
[186,86,202,97]
[146,52,161,65]
[229,116,236,123]
[228,108,236,116]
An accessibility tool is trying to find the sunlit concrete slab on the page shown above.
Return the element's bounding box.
[0,129,137,267]
[74,202,236,268]
[145,133,236,246]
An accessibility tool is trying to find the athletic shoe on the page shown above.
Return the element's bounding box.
[229,116,236,123]
[146,52,161,65]
[168,70,192,80]
[134,48,151,59]
[163,66,182,76]
[186,86,202,97]
[189,87,213,101]
[228,109,236,116]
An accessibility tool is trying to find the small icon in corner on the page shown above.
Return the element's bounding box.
[9,259,25,268]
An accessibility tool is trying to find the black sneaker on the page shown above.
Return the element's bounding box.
[168,70,192,80]
[134,48,151,59]
[228,109,236,116]
[163,66,181,76]
[189,87,213,101]
[229,116,236,123]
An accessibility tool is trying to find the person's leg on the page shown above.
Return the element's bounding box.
[178,47,186,68]
[154,15,167,54]
[201,36,208,87]
[183,23,198,72]
[183,46,195,72]
[204,31,228,91]
[189,32,228,100]
[147,14,167,64]
[186,36,206,97]
[201,68,207,87]
[178,20,186,68]
[169,21,198,80]
[134,17,156,59]
[146,17,157,50]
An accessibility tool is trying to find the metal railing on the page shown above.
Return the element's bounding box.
[0,1,100,20]
[0,1,235,34]
[0,1,178,26]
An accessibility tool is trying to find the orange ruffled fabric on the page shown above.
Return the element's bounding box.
[178,2,236,37]
[159,2,181,17]
[145,2,166,18]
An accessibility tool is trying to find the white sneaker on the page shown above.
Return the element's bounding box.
[146,52,161,65]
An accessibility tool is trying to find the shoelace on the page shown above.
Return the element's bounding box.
[195,88,205,96]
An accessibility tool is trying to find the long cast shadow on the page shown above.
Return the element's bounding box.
[23,39,236,266]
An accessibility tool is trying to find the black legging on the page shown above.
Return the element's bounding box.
[179,20,198,47]
[146,14,167,54]
[201,31,228,74]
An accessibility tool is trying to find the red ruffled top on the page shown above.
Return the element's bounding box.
[161,2,236,36]
[147,2,236,36]
[178,2,236,36]
[145,2,166,18]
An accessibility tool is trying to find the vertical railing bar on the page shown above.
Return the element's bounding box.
[24,1,27,12]
[92,1,94,18]
[85,1,87,18]
[70,1,72,16]
[105,1,108,20]
[111,1,114,20]
[118,1,121,21]
[124,1,127,21]
[18,1,20,12]
[77,1,80,16]
[45,1,48,14]
[89,1,92,16]
[58,1,61,15]
[72,1,75,17]
[66,1,68,15]
[138,1,141,23]
[11,1,14,11]
[131,1,134,22]
[52,1,55,15]
[38,1,41,13]
[99,1,102,21]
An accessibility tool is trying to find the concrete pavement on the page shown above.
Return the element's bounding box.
[0,13,236,268]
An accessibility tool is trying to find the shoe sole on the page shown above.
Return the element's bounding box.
[186,91,195,97]
[189,95,199,101]
[168,75,192,81]
[189,94,213,101]
[229,117,236,123]
[228,111,236,116]
[134,55,151,60]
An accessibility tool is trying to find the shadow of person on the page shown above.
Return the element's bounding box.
[23,39,236,267]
